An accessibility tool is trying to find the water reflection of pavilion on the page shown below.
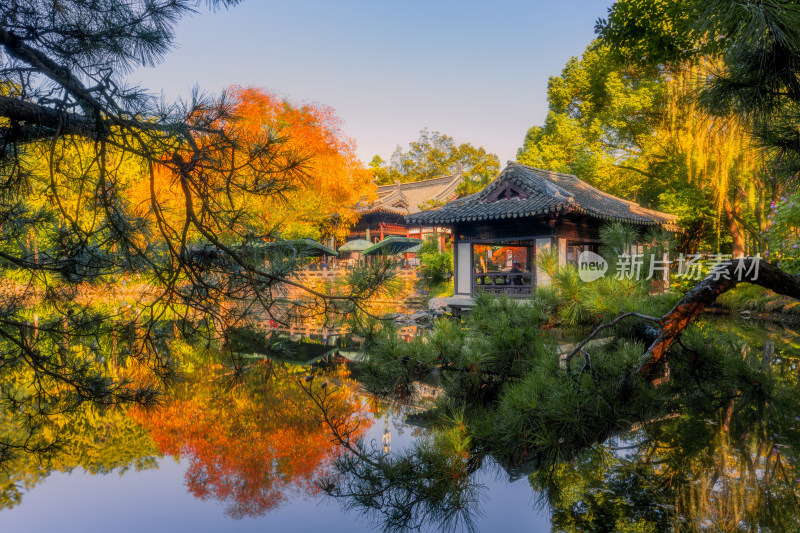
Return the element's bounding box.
[227,325,422,368]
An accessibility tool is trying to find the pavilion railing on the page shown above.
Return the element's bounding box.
[472,272,534,297]
[380,223,410,235]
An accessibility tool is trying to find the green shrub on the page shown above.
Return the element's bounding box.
[418,235,453,290]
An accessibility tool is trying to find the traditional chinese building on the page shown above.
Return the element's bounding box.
[346,172,464,245]
[406,162,679,298]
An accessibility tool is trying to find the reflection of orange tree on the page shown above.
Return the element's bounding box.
[131,362,371,518]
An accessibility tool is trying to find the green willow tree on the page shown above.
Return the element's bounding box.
[517,42,769,255]
[598,0,800,169]
[596,0,800,253]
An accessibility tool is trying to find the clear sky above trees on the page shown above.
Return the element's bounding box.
[130,0,615,165]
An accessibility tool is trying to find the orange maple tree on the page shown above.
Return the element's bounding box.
[131,361,370,518]
[128,86,374,243]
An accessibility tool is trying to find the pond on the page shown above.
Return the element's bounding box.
[0,316,798,532]
[0,403,549,532]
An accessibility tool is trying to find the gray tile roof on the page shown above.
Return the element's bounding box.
[405,163,679,229]
[356,172,464,216]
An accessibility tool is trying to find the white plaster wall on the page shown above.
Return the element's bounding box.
[456,242,472,295]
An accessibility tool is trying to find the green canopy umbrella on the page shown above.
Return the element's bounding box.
[363,236,423,255]
[259,238,338,257]
[338,239,373,253]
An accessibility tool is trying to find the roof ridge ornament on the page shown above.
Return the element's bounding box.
[503,164,575,203]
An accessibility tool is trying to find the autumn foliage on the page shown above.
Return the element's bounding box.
[132,362,371,518]
[230,87,374,239]
[130,86,374,242]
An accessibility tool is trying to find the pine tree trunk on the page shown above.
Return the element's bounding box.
[639,258,800,376]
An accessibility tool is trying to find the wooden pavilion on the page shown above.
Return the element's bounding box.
[346,171,464,244]
[406,163,679,298]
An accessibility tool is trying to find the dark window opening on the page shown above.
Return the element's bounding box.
[566,241,600,265]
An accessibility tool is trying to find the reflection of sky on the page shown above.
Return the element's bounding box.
[0,412,550,532]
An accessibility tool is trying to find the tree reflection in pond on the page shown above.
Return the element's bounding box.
[0,402,160,510]
[2,313,799,531]
[323,385,800,532]
[318,414,487,533]
[532,398,800,532]
[0,320,374,519]
[527,321,800,532]
[0,309,171,471]
[0,311,167,508]
[320,304,800,532]
[132,359,371,519]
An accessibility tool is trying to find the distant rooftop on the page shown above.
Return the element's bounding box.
[357,172,464,216]
[405,162,679,229]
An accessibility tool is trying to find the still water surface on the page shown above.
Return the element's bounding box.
[1,317,798,532]
[1,403,549,532]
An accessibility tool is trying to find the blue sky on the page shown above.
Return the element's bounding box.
[132,0,614,165]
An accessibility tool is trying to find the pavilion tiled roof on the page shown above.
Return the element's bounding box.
[405,163,679,230]
[356,172,464,216]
